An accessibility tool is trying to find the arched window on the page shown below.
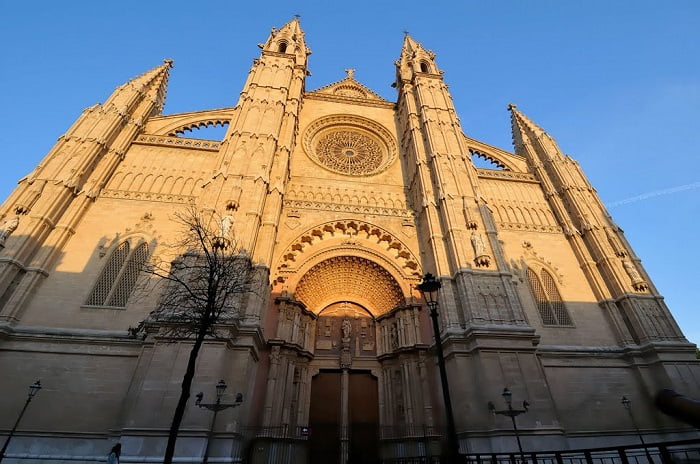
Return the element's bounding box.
[278,41,288,53]
[86,241,149,308]
[526,268,573,326]
[420,61,430,73]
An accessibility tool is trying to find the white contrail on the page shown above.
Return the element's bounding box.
[607,182,700,207]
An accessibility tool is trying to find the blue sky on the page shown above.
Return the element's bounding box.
[1,1,698,344]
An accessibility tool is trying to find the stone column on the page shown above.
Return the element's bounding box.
[340,368,349,464]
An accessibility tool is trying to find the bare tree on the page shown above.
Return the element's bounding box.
[137,206,254,464]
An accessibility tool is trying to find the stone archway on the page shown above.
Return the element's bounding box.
[297,256,402,464]
[263,253,432,464]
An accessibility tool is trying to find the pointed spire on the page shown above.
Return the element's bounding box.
[107,59,173,115]
[260,17,310,64]
[396,33,439,84]
[401,33,422,56]
[508,103,562,158]
[509,103,545,152]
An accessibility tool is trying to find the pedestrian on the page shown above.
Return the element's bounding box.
[107,443,121,464]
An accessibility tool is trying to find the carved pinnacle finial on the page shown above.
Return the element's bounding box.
[294,14,301,19]
[403,30,409,36]
[163,58,174,68]
[344,68,355,79]
[508,102,517,111]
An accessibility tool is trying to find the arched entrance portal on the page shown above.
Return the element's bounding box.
[297,257,402,464]
[264,254,432,464]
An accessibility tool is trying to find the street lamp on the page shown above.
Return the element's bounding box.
[0,380,42,464]
[488,387,529,463]
[195,380,243,464]
[621,396,653,464]
[417,273,461,463]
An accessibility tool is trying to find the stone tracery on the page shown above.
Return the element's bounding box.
[303,115,397,176]
[315,130,383,175]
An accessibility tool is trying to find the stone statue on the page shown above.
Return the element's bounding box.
[341,318,352,339]
[623,258,648,291]
[0,216,20,246]
[390,323,398,350]
[622,258,642,282]
[471,232,491,267]
[471,232,486,256]
[220,214,234,238]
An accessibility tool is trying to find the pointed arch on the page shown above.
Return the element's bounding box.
[526,267,573,327]
[86,242,130,306]
[540,269,572,326]
[86,239,150,308]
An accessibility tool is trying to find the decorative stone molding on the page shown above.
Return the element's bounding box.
[303,115,398,176]
[305,73,394,109]
[495,221,562,234]
[100,189,195,204]
[276,219,420,278]
[516,241,565,285]
[304,92,396,109]
[476,169,537,182]
[134,134,221,151]
[283,199,413,218]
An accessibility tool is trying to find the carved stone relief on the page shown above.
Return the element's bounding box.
[313,302,376,360]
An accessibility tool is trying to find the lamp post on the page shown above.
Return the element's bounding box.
[621,396,653,464]
[488,387,529,464]
[417,273,460,463]
[195,380,243,464]
[0,380,42,464]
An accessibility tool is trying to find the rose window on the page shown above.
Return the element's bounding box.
[303,115,397,176]
[315,130,383,175]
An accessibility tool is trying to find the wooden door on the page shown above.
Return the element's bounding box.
[309,372,341,464]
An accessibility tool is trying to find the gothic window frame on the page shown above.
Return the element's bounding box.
[525,266,574,327]
[84,238,150,309]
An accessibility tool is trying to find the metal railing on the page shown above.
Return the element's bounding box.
[385,438,700,464]
[2,435,698,463]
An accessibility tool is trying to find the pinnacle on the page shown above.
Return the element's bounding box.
[509,103,545,143]
[279,15,304,37]
[107,60,172,114]
[401,33,421,54]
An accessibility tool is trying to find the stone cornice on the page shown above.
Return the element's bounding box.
[304,91,396,109]
[133,134,221,151]
[283,199,414,218]
[100,189,196,204]
[476,169,538,183]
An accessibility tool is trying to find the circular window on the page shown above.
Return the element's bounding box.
[303,115,397,176]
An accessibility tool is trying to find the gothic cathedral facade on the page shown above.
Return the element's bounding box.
[0,18,698,463]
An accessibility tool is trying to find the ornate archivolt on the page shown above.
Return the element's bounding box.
[295,256,405,316]
[274,219,421,285]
